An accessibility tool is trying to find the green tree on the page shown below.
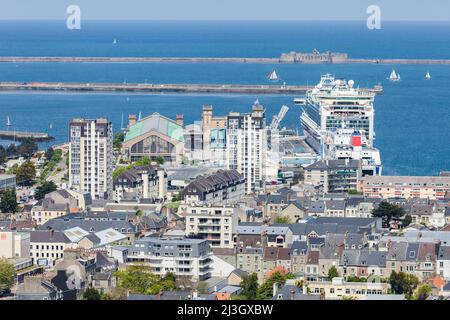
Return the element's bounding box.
[240,273,259,300]
[273,216,291,224]
[257,272,294,300]
[402,214,412,228]
[44,147,54,161]
[0,258,15,294]
[372,201,406,228]
[35,181,57,200]
[0,188,18,213]
[83,287,102,300]
[6,144,17,158]
[0,145,6,165]
[389,271,419,299]
[17,138,38,158]
[135,209,144,217]
[113,132,125,150]
[413,284,432,300]
[327,266,340,280]
[115,264,176,295]
[16,160,36,186]
[154,156,165,165]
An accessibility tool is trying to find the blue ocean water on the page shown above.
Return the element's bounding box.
[0,21,449,176]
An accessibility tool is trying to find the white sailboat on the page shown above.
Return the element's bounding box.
[388,69,401,82]
[268,70,279,81]
[6,116,11,127]
[113,38,118,44]
[425,71,431,80]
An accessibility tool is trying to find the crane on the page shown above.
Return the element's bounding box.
[270,105,289,131]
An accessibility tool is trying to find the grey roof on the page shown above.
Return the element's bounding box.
[183,169,244,194]
[438,246,450,260]
[290,241,308,255]
[84,233,101,245]
[341,249,386,267]
[30,230,71,243]
[309,201,326,213]
[272,285,320,300]
[309,217,379,226]
[308,237,325,246]
[38,216,139,234]
[229,268,248,278]
[387,242,409,261]
[326,199,346,211]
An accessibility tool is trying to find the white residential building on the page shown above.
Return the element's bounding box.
[182,205,238,248]
[127,237,213,281]
[69,118,113,200]
[226,103,266,194]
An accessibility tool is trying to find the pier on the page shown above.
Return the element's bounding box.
[0,81,382,95]
[0,56,449,65]
[0,130,53,142]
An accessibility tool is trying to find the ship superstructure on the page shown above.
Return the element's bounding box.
[300,74,376,153]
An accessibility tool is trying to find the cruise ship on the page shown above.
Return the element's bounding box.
[300,74,376,153]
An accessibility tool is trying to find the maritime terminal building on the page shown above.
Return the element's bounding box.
[121,113,185,164]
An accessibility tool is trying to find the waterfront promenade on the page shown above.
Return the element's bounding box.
[0,56,450,64]
[0,81,382,95]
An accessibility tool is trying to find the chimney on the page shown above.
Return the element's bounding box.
[128,114,137,128]
[176,114,184,127]
[290,288,296,300]
[49,228,55,240]
[272,282,280,297]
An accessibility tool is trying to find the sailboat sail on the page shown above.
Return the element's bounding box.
[425,71,431,80]
[389,69,400,81]
[6,116,11,126]
[268,70,279,81]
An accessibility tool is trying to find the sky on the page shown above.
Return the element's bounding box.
[0,0,450,21]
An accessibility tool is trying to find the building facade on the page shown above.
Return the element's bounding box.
[127,237,213,281]
[183,205,238,248]
[304,159,362,194]
[113,165,167,202]
[69,118,113,199]
[226,103,266,194]
[359,176,450,200]
[182,169,245,205]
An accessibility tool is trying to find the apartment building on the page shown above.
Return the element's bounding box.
[30,230,71,267]
[127,237,212,281]
[0,174,16,191]
[307,277,390,300]
[182,169,245,205]
[304,159,362,194]
[226,103,266,194]
[359,175,450,200]
[0,229,30,259]
[69,118,113,200]
[113,165,167,202]
[31,198,70,225]
[182,205,238,248]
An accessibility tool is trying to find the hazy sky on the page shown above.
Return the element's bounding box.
[1,0,450,21]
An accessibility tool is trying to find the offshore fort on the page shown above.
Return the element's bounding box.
[0,81,383,95]
[0,49,450,64]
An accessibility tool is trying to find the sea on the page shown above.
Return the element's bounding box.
[0,20,449,176]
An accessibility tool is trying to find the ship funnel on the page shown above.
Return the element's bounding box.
[348,80,354,88]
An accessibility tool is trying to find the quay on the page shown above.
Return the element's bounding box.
[0,81,382,95]
[0,130,54,142]
[0,56,449,65]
